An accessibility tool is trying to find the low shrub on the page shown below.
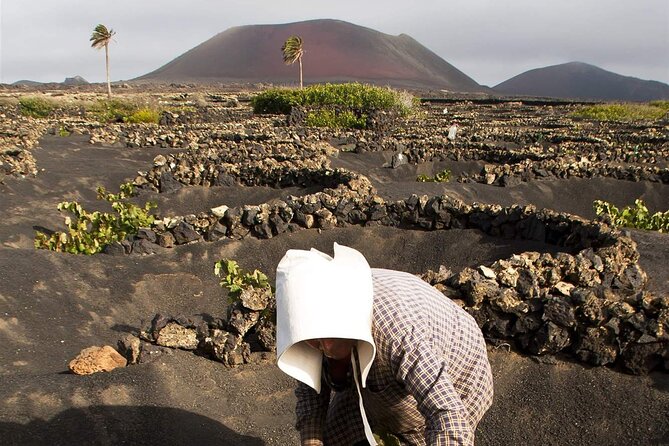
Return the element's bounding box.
[305,109,367,129]
[125,108,161,124]
[87,99,162,123]
[649,100,669,111]
[251,89,302,114]
[251,83,415,129]
[19,96,54,118]
[34,183,157,254]
[87,99,137,123]
[417,168,451,183]
[298,83,413,114]
[571,103,668,122]
[594,199,669,233]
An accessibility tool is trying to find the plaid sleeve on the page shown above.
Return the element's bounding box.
[295,379,331,445]
[389,333,474,446]
[371,269,492,445]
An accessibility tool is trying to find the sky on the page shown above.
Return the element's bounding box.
[1,0,668,86]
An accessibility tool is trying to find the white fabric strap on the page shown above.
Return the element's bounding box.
[352,349,377,445]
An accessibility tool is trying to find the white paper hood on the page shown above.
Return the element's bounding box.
[276,243,376,393]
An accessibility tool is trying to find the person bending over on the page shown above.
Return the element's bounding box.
[275,243,493,446]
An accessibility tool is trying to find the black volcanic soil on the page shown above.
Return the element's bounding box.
[1,133,668,446]
[330,150,669,220]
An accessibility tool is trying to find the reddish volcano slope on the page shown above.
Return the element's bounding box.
[137,19,485,92]
[494,62,669,101]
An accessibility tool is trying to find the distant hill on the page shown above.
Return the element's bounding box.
[63,76,89,86]
[136,19,486,92]
[493,62,669,101]
[11,80,43,87]
[11,76,89,87]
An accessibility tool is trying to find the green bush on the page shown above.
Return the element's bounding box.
[34,183,157,254]
[251,83,415,127]
[87,99,138,123]
[649,100,669,111]
[251,89,302,114]
[571,103,668,122]
[594,199,669,233]
[214,259,272,303]
[298,83,412,114]
[19,96,54,118]
[87,99,162,123]
[125,108,161,124]
[417,168,451,183]
[305,109,367,129]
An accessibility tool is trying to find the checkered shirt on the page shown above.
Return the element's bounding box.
[295,268,494,446]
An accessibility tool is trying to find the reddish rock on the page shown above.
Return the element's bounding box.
[69,345,127,375]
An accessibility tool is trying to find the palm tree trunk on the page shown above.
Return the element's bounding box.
[299,57,303,89]
[105,44,112,99]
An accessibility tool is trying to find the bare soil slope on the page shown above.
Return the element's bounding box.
[493,61,669,101]
[137,19,485,92]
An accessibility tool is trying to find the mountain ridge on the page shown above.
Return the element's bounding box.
[494,62,669,101]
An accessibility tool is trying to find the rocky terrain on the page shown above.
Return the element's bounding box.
[1,85,668,445]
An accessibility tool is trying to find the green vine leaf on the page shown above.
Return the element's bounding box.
[594,198,668,233]
[214,259,272,303]
[35,182,156,254]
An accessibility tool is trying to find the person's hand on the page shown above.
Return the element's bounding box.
[301,439,323,446]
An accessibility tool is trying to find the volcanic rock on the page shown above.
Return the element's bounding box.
[574,326,618,366]
[553,281,575,297]
[68,345,127,375]
[527,322,571,355]
[131,238,163,255]
[227,302,261,337]
[159,171,183,193]
[238,287,272,311]
[492,288,528,315]
[103,241,127,256]
[117,334,142,365]
[155,322,199,350]
[157,231,176,248]
[621,341,665,375]
[390,152,408,168]
[202,329,251,366]
[543,297,577,328]
[172,221,201,244]
[255,314,277,351]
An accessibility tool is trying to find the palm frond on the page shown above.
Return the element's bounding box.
[90,24,116,49]
[281,36,303,65]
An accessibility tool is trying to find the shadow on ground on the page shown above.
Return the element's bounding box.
[0,405,264,446]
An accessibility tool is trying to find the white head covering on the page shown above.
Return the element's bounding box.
[276,242,376,393]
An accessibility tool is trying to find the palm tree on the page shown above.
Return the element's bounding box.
[281,36,304,88]
[90,24,116,99]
